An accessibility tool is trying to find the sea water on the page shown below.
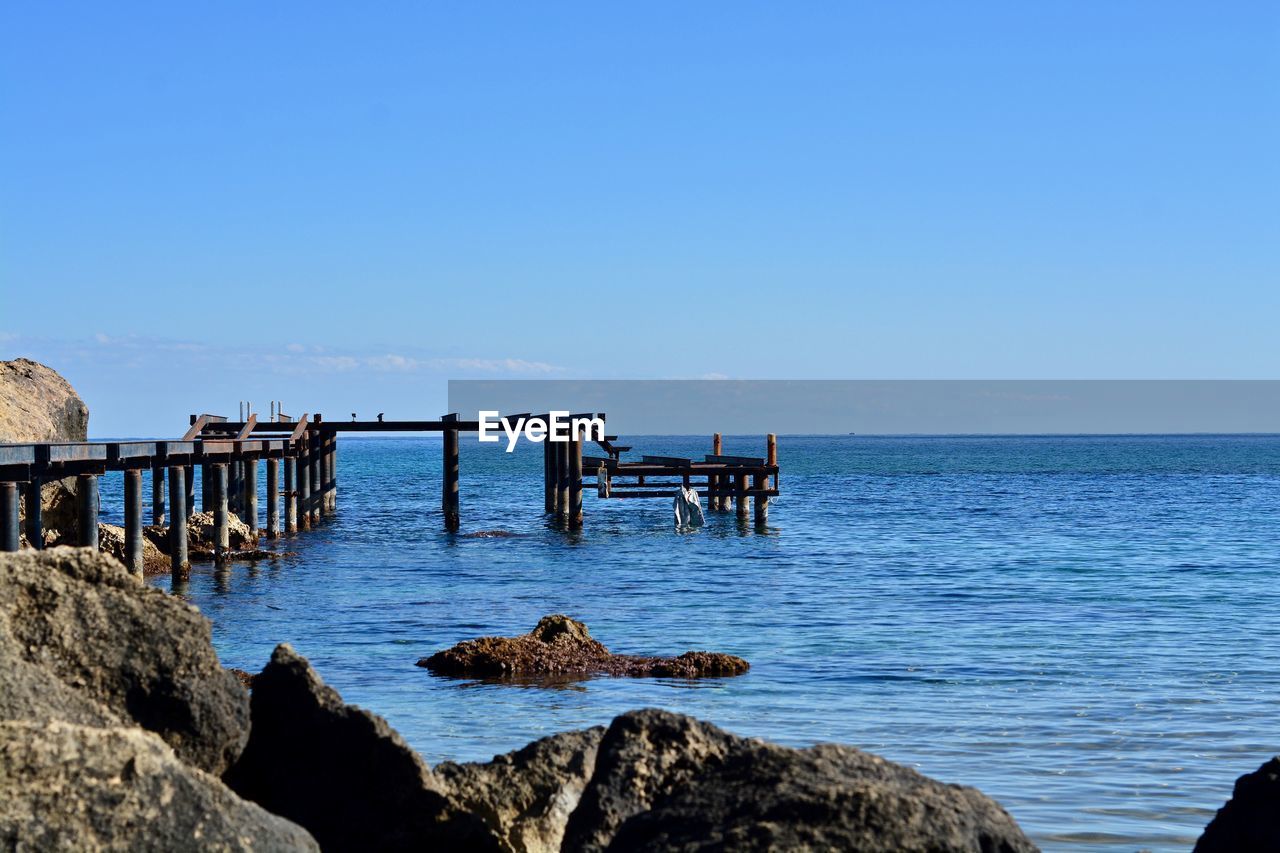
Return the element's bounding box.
[136,434,1280,850]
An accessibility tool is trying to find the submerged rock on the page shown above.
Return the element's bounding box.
[563,708,1037,853]
[1195,756,1280,851]
[417,615,750,681]
[0,547,249,775]
[225,643,496,852]
[0,720,318,851]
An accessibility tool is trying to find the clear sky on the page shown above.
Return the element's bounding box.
[2,2,1277,435]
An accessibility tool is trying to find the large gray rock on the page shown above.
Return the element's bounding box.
[0,358,89,541]
[0,547,249,774]
[0,719,317,851]
[1195,756,1280,852]
[226,643,496,852]
[0,358,88,443]
[435,727,605,853]
[563,709,1037,853]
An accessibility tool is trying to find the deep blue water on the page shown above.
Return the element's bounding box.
[132,434,1280,851]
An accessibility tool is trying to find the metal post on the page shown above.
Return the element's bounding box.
[201,463,212,513]
[543,441,554,513]
[0,482,19,552]
[551,442,563,517]
[151,467,165,527]
[243,457,258,535]
[213,463,229,561]
[442,427,460,532]
[753,473,768,525]
[298,450,310,530]
[168,465,188,576]
[735,473,748,522]
[710,433,723,510]
[284,456,297,534]
[556,440,569,522]
[231,460,243,517]
[184,466,195,520]
[266,457,280,538]
[23,477,42,550]
[568,432,583,530]
[124,469,144,577]
[77,474,99,549]
[309,439,321,525]
[325,434,337,513]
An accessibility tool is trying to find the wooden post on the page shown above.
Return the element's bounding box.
[124,469,144,576]
[710,433,723,510]
[266,458,280,539]
[168,465,188,576]
[735,473,748,522]
[753,473,768,525]
[23,477,42,550]
[212,463,229,561]
[243,457,258,535]
[151,467,165,527]
[0,482,18,552]
[284,456,297,533]
[77,474,99,549]
[442,425,460,532]
[568,431,583,530]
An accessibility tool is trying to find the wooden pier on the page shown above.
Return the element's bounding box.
[0,410,781,572]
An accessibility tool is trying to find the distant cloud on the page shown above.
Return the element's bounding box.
[700,372,730,380]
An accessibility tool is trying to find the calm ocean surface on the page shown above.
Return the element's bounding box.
[134,434,1280,851]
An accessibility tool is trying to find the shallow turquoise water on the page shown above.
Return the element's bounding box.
[139,434,1280,850]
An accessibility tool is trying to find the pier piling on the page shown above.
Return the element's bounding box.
[543,442,554,513]
[284,457,297,533]
[124,469,144,577]
[152,468,165,527]
[557,441,570,524]
[243,457,258,534]
[309,441,321,526]
[266,458,280,538]
[23,478,42,550]
[201,464,212,513]
[168,465,188,576]
[298,451,310,530]
[0,482,18,552]
[77,474,99,549]
[735,473,749,523]
[443,420,460,532]
[568,431,583,530]
[710,433,723,510]
[184,466,195,520]
[212,463,229,561]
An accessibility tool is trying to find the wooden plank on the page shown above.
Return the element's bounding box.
[289,415,310,442]
[235,414,258,441]
[704,454,766,466]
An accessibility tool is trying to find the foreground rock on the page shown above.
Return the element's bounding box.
[1195,756,1280,851]
[0,548,249,774]
[226,643,496,851]
[1,358,89,540]
[436,728,606,853]
[565,708,1036,852]
[419,615,750,680]
[0,720,317,851]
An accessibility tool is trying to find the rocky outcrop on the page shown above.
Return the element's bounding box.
[0,548,249,774]
[187,510,258,551]
[563,708,1036,852]
[435,727,606,853]
[1195,756,1280,851]
[1,358,88,542]
[98,522,170,576]
[0,720,318,851]
[225,643,496,851]
[0,358,89,444]
[418,615,750,680]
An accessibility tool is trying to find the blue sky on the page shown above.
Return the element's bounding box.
[2,2,1277,435]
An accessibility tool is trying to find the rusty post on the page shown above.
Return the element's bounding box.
[266,457,280,538]
[710,433,723,510]
[23,477,42,549]
[443,424,460,532]
[309,438,321,525]
[168,465,188,576]
[0,482,18,552]
[243,457,258,535]
[543,440,554,514]
[151,467,165,527]
[284,456,297,533]
[212,462,229,561]
[124,469,144,576]
[735,473,748,522]
[298,446,311,531]
[77,474,99,549]
[568,430,583,530]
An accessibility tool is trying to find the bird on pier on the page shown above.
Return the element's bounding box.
[377,413,384,422]
[351,413,357,422]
